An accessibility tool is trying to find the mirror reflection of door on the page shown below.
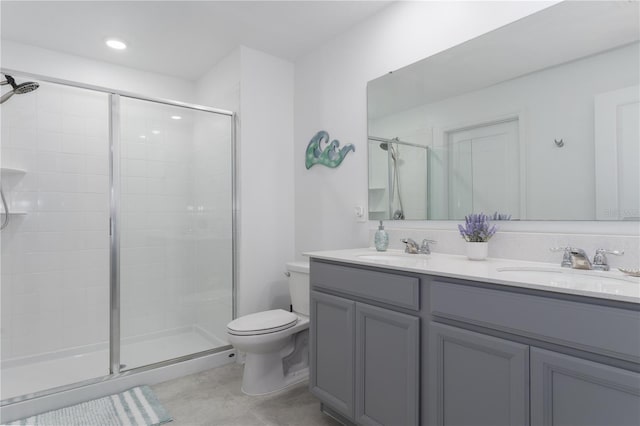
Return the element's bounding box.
[595,85,640,220]
[445,119,520,220]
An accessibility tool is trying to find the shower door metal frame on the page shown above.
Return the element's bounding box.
[109,93,122,374]
[0,69,238,404]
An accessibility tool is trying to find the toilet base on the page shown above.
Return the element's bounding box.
[228,314,310,396]
[241,351,309,395]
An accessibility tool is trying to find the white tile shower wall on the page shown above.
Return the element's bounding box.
[119,100,233,346]
[195,48,239,332]
[192,114,233,343]
[1,43,232,370]
[119,100,197,340]
[1,82,110,361]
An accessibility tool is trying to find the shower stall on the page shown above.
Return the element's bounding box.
[367,136,429,220]
[0,72,236,408]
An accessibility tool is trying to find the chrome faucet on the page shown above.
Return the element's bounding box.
[568,248,592,270]
[550,247,624,270]
[550,246,592,269]
[402,238,436,254]
[402,238,420,253]
[592,249,624,271]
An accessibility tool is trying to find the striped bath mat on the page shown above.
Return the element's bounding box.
[8,385,172,426]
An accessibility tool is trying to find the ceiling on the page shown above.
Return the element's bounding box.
[0,1,391,80]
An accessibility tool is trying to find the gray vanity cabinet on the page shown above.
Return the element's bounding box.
[429,323,529,426]
[430,279,640,426]
[309,290,356,419]
[530,347,640,426]
[310,258,640,426]
[355,303,419,426]
[310,260,420,425]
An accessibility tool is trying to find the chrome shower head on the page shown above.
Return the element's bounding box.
[0,75,39,104]
[379,140,398,161]
[14,81,39,94]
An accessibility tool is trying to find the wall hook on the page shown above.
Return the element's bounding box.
[554,138,564,147]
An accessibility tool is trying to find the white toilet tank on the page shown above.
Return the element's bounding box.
[286,261,310,316]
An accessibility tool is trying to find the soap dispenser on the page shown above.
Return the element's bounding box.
[374,220,389,252]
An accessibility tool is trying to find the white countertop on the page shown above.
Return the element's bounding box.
[304,248,640,304]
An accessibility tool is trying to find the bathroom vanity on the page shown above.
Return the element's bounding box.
[306,249,640,426]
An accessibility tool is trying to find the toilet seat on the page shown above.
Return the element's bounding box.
[227,309,298,336]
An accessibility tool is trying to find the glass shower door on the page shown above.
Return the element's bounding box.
[118,96,233,370]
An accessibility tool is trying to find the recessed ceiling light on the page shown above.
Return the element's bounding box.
[139,135,146,139]
[151,130,161,135]
[106,39,127,50]
[171,115,182,120]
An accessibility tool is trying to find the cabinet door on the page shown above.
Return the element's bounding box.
[309,290,355,420]
[355,303,419,426]
[531,347,640,426]
[429,322,529,426]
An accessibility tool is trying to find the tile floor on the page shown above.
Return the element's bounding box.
[152,363,340,426]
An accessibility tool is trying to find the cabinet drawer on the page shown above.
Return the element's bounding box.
[430,281,640,363]
[311,261,419,311]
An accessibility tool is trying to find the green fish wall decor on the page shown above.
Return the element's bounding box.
[305,130,355,169]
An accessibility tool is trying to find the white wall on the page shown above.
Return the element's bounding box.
[1,41,195,102]
[196,46,295,317]
[294,0,639,260]
[238,47,295,316]
[195,48,241,113]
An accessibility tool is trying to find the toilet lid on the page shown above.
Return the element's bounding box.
[227,309,298,336]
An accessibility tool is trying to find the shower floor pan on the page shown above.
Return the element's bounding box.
[1,327,226,401]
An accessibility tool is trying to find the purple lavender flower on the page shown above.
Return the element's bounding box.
[458,213,497,242]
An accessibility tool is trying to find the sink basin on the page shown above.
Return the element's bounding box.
[495,266,639,294]
[356,252,428,265]
[358,253,413,261]
[496,266,635,282]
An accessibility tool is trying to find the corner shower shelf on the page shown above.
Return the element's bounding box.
[1,167,27,177]
[1,168,28,218]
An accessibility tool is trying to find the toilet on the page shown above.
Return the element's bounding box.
[226,261,310,395]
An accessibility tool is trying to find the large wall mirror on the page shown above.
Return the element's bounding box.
[367,1,639,221]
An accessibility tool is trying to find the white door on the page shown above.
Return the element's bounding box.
[595,85,640,220]
[447,119,520,219]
